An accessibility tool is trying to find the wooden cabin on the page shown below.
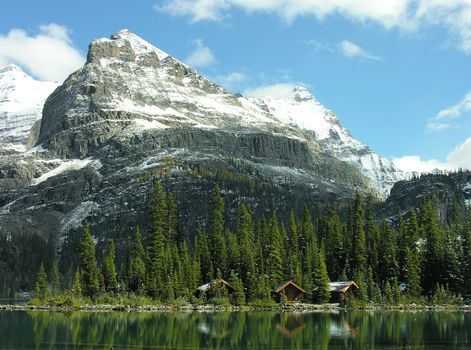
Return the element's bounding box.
[194,279,236,299]
[329,281,359,303]
[275,280,306,303]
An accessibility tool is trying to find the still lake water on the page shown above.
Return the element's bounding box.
[0,310,470,349]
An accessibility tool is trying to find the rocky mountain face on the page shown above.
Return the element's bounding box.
[0,64,58,153]
[381,170,471,221]
[0,29,444,250]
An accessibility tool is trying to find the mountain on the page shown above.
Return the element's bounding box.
[0,29,377,239]
[0,64,58,153]
[250,87,405,196]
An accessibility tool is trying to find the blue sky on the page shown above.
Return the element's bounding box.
[2,0,471,171]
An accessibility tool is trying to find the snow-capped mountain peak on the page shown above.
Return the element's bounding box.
[251,85,406,196]
[0,64,58,152]
[110,29,170,61]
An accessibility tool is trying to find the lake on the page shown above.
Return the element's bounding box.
[0,310,470,349]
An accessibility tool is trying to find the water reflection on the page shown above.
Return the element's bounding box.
[0,310,469,349]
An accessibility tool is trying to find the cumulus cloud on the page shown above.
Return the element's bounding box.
[339,40,382,61]
[244,83,297,98]
[185,39,216,68]
[393,137,471,172]
[155,0,471,54]
[0,23,85,81]
[428,91,471,131]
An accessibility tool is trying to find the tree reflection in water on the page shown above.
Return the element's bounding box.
[0,310,469,349]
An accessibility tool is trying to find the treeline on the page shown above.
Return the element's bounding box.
[34,183,471,305]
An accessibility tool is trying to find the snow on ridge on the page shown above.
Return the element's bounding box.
[31,159,96,186]
[133,118,168,129]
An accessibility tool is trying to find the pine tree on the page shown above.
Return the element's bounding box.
[384,280,393,304]
[102,240,118,293]
[195,226,213,283]
[379,220,399,284]
[72,269,82,297]
[312,246,330,303]
[128,226,146,294]
[420,200,443,295]
[229,271,246,306]
[288,209,300,280]
[166,191,178,243]
[325,209,343,280]
[350,194,367,279]
[226,231,240,274]
[49,260,61,294]
[209,185,227,275]
[237,204,256,300]
[34,263,49,300]
[392,278,401,304]
[147,182,168,299]
[79,224,100,298]
[365,196,380,279]
[403,209,421,297]
[268,212,284,288]
[463,212,471,296]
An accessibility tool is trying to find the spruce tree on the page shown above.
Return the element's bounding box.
[79,224,100,298]
[237,204,256,300]
[268,212,284,288]
[403,209,421,297]
[147,182,168,298]
[350,194,367,279]
[34,263,49,300]
[209,185,227,275]
[288,209,300,280]
[166,192,178,243]
[420,200,443,295]
[229,271,246,306]
[102,240,118,293]
[325,210,343,280]
[312,246,330,303]
[384,280,393,304]
[379,220,399,284]
[72,269,82,297]
[195,226,213,283]
[49,260,61,294]
[463,212,471,296]
[128,226,146,294]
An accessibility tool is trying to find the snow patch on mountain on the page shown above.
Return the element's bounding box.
[0,64,58,151]
[31,159,96,186]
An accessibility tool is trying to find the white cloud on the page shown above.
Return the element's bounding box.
[392,155,453,173]
[244,83,297,98]
[339,40,382,61]
[185,39,216,68]
[428,91,471,131]
[156,0,471,54]
[213,71,248,90]
[393,136,471,172]
[0,24,85,81]
[447,137,471,169]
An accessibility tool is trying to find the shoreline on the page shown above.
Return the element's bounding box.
[1,303,470,313]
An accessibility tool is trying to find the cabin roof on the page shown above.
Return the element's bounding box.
[329,281,359,293]
[196,279,235,292]
[275,280,306,294]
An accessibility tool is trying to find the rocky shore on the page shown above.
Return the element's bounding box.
[0,303,470,313]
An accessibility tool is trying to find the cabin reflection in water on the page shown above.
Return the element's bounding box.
[276,314,305,337]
